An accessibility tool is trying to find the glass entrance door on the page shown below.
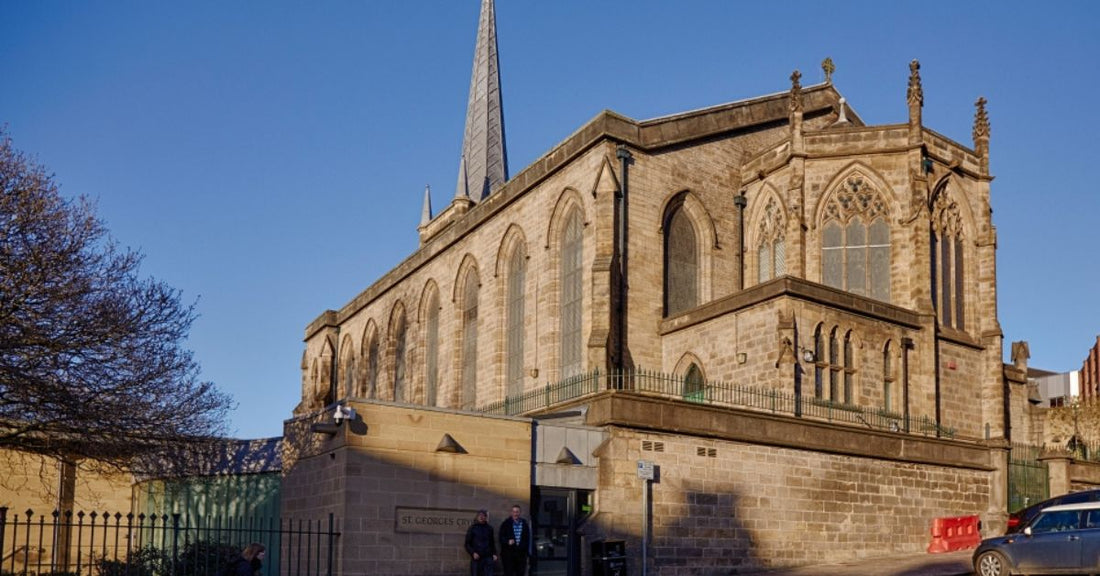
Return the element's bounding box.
[531,488,591,576]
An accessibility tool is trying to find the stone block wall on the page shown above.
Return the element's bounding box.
[282,403,532,576]
[593,428,991,574]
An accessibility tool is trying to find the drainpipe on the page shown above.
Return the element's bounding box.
[934,329,942,437]
[615,145,633,375]
[902,337,914,432]
[734,191,748,291]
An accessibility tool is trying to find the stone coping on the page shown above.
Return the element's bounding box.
[585,392,995,471]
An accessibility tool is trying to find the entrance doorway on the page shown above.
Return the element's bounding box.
[531,487,592,576]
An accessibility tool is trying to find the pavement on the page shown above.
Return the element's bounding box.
[739,549,973,576]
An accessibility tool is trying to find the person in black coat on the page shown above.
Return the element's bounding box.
[226,543,265,576]
[498,505,531,576]
[465,509,498,576]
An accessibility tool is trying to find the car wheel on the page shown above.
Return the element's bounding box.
[975,551,1008,576]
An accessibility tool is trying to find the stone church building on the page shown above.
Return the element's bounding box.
[281,1,1028,574]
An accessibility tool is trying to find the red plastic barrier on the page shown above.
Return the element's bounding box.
[927,515,981,553]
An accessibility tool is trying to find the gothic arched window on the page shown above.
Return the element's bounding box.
[393,315,407,403]
[506,246,526,398]
[560,210,583,379]
[829,327,840,402]
[684,363,705,402]
[756,196,786,284]
[424,290,440,407]
[461,271,479,409]
[813,325,825,399]
[843,331,854,405]
[664,201,698,316]
[820,175,891,303]
[366,333,380,400]
[883,341,894,413]
[932,189,966,330]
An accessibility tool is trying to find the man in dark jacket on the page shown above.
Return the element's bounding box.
[499,505,531,576]
[465,509,498,576]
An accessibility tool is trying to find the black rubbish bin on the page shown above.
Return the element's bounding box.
[591,540,627,576]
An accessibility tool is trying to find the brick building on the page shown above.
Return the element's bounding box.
[281,1,1027,574]
[1081,335,1100,401]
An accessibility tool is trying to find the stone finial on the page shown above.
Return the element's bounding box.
[789,70,803,113]
[822,57,835,83]
[907,59,923,107]
[832,97,850,126]
[420,184,433,227]
[1011,340,1030,370]
[973,97,990,141]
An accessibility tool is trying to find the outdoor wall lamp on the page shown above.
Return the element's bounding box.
[333,405,356,425]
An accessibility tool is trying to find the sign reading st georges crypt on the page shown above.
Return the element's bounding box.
[395,507,478,534]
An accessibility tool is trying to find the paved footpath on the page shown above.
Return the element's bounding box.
[739,549,973,576]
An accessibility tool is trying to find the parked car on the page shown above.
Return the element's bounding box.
[973,501,1100,576]
[1006,488,1100,534]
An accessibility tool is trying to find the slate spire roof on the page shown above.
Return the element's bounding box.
[454,0,508,202]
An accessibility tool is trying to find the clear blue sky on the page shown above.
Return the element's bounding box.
[3,1,1098,439]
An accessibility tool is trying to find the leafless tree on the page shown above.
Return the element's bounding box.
[0,129,232,475]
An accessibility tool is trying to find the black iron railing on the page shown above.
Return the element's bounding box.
[479,367,956,438]
[0,508,338,576]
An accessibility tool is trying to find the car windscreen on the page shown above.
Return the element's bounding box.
[1030,510,1082,534]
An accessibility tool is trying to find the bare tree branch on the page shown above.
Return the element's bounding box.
[0,129,233,474]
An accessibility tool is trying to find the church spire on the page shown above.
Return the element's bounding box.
[454,0,508,202]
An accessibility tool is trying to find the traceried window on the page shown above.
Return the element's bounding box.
[931,190,966,330]
[664,201,698,316]
[461,271,479,409]
[425,291,440,406]
[560,210,583,379]
[820,175,891,302]
[756,196,786,283]
[506,247,526,398]
[393,315,407,403]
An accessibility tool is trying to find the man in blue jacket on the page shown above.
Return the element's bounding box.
[499,505,531,576]
[465,509,498,576]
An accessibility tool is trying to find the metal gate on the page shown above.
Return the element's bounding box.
[1008,443,1049,513]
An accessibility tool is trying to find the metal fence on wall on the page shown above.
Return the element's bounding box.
[0,508,338,576]
[480,367,957,438]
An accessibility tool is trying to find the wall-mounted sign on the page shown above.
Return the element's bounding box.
[637,460,654,480]
[395,507,478,534]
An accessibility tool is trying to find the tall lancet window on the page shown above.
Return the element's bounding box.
[664,200,697,316]
[424,291,440,407]
[393,314,407,403]
[366,333,379,399]
[829,327,840,402]
[813,325,825,399]
[756,196,786,284]
[461,271,480,409]
[883,341,894,413]
[932,190,966,330]
[820,174,891,303]
[560,210,583,379]
[843,331,854,405]
[506,247,526,398]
